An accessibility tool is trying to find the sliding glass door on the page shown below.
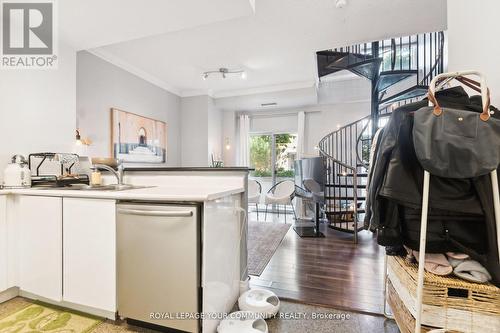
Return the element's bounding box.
[249,133,297,193]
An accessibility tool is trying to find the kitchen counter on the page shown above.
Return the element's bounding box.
[0,184,244,202]
[0,172,246,333]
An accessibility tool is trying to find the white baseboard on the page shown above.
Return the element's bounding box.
[17,290,117,320]
[0,287,20,304]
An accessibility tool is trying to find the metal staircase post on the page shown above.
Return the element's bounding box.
[370,41,380,137]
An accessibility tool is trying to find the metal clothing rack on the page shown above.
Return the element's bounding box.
[383,71,500,332]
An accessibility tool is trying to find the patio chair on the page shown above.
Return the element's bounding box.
[248,179,262,220]
[264,180,297,223]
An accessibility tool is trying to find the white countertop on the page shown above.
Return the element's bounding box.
[0,184,244,202]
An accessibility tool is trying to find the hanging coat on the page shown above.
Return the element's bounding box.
[365,86,500,286]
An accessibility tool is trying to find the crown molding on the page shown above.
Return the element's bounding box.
[180,89,215,98]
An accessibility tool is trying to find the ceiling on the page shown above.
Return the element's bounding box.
[59,0,256,50]
[63,0,447,98]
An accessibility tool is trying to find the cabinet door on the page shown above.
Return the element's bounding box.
[63,198,116,312]
[19,196,62,301]
[0,196,7,292]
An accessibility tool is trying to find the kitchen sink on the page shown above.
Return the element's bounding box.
[32,184,153,191]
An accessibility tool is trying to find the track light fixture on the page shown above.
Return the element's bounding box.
[202,67,247,80]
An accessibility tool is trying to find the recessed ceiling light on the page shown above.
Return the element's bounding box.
[261,102,277,107]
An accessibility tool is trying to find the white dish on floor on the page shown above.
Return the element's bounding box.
[238,289,280,319]
[217,311,268,333]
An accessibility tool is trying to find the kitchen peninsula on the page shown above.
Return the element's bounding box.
[0,167,249,333]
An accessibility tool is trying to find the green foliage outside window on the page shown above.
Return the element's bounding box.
[249,134,295,178]
[249,135,272,174]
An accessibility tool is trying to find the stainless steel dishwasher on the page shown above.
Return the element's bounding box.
[117,202,201,333]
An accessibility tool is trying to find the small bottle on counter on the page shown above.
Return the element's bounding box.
[91,170,102,186]
[21,163,31,188]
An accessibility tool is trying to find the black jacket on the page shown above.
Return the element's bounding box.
[365,86,500,286]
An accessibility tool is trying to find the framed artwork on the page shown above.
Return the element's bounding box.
[110,108,167,163]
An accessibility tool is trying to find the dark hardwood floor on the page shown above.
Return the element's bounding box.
[249,215,385,316]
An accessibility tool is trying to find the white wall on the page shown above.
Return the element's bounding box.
[180,95,223,167]
[304,102,370,156]
[181,95,208,166]
[447,0,500,106]
[222,111,237,166]
[0,42,77,178]
[207,97,222,163]
[77,51,182,166]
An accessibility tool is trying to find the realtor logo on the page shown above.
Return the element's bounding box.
[1,0,57,69]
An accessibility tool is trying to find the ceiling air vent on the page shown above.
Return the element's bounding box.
[261,102,277,107]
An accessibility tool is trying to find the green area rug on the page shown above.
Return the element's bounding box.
[0,302,103,333]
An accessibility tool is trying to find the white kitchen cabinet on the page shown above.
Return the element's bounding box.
[0,195,7,292]
[18,196,62,301]
[63,198,116,312]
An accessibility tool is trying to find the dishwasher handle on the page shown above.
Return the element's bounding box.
[117,208,193,217]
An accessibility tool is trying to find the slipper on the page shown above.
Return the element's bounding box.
[413,251,453,276]
[446,252,469,260]
[447,257,463,268]
[453,260,492,283]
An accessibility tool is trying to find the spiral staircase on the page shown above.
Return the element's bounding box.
[316,31,445,243]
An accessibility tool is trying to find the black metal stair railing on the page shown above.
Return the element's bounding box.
[316,31,445,243]
[318,116,370,244]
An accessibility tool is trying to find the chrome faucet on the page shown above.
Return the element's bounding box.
[92,163,124,185]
